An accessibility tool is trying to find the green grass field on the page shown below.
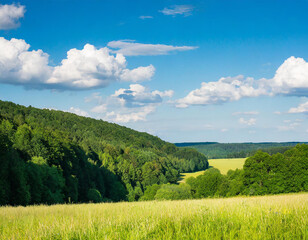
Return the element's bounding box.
[0,193,307,239]
[179,158,246,183]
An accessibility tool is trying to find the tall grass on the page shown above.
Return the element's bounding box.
[1,193,307,239]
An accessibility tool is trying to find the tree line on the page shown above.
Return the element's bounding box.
[140,144,308,201]
[176,142,306,159]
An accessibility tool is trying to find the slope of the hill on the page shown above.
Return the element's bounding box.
[175,142,307,158]
[0,100,208,206]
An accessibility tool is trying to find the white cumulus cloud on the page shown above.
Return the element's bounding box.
[271,56,308,95]
[0,4,25,30]
[0,37,51,86]
[176,75,268,108]
[108,40,197,56]
[120,65,155,82]
[288,101,308,114]
[47,44,154,89]
[0,37,154,90]
[176,56,308,108]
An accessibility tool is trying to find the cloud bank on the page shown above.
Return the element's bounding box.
[0,37,154,90]
[176,56,308,108]
[0,4,25,30]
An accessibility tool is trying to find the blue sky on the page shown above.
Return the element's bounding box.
[0,0,308,143]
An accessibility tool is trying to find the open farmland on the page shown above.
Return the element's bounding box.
[179,158,246,183]
[0,193,307,240]
[208,158,246,174]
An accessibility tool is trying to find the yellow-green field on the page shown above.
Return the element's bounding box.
[178,158,246,183]
[208,158,246,174]
[0,193,307,239]
[178,170,207,183]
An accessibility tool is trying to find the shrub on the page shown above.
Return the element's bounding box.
[87,189,102,203]
[155,184,192,200]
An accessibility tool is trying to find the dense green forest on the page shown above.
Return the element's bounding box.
[0,100,208,206]
[141,144,308,200]
[175,142,307,159]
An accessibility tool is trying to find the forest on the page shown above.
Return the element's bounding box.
[0,100,208,205]
[141,144,308,200]
[175,142,307,158]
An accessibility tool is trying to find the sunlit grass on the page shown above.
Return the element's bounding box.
[0,193,307,239]
[178,158,246,183]
[208,158,246,174]
[178,170,207,183]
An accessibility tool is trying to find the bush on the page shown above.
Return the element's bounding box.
[87,189,102,203]
[139,184,161,201]
[155,184,192,200]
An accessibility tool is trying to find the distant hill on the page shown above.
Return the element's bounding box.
[174,142,218,147]
[175,142,308,159]
[0,100,208,206]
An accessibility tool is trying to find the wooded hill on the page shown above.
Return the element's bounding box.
[175,142,307,159]
[0,100,208,206]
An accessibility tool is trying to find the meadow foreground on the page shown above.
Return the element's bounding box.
[1,193,307,240]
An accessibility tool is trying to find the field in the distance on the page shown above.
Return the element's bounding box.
[208,158,246,174]
[1,193,307,239]
[178,158,246,183]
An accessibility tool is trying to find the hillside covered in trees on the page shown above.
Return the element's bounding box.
[0,100,208,206]
[175,142,307,159]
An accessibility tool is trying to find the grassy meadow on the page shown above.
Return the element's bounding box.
[208,158,246,174]
[0,193,307,239]
[178,170,207,183]
[179,158,246,183]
